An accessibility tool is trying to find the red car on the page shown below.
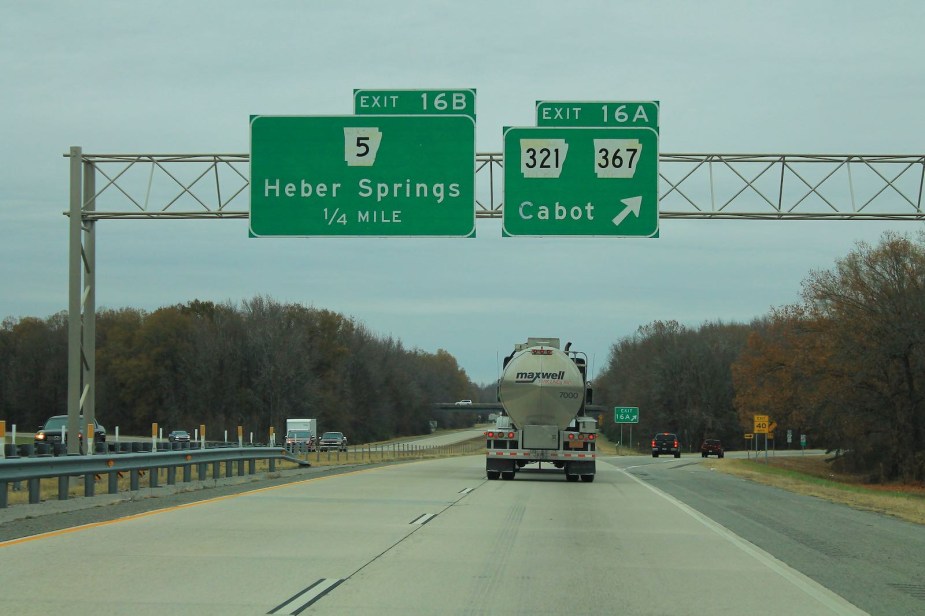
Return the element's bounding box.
[700,439,724,458]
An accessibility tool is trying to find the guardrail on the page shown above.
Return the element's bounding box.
[0,445,308,509]
[283,438,484,464]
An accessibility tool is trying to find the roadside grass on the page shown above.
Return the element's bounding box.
[709,454,925,526]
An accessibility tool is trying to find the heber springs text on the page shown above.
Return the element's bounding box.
[263,178,461,204]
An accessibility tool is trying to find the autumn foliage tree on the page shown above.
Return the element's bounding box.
[733,232,925,481]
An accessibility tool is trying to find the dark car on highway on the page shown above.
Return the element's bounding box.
[700,438,724,458]
[318,431,348,452]
[651,432,681,458]
[34,415,106,451]
[168,430,191,443]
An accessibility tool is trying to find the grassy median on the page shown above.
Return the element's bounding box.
[706,454,925,526]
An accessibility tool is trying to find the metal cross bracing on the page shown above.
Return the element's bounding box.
[64,148,925,453]
[69,151,925,221]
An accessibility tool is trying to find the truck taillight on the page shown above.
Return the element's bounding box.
[674,440,679,448]
[651,440,656,447]
[507,432,515,439]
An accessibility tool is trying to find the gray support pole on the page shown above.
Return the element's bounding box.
[67,147,83,455]
[82,159,96,454]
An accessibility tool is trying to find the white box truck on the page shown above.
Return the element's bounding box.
[285,418,317,452]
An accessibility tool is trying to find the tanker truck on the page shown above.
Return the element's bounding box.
[485,337,597,482]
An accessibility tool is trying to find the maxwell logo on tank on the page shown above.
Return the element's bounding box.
[515,370,566,383]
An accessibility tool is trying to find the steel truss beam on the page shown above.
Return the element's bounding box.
[68,151,925,221]
[65,149,925,445]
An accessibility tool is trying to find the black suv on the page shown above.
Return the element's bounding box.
[35,414,107,452]
[652,432,681,458]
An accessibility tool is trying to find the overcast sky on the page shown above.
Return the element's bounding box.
[2,1,923,385]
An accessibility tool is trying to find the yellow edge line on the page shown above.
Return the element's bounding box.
[0,464,388,549]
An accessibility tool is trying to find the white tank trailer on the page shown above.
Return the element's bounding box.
[486,337,597,482]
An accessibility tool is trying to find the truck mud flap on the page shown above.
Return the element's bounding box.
[564,460,595,476]
[487,458,515,473]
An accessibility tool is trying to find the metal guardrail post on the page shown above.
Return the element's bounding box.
[167,466,176,485]
[84,473,95,497]
[58,475,69,500]
[248,459,255,475]
[108,471,118,494]
[183,464,191,482]
[0,481,7,508]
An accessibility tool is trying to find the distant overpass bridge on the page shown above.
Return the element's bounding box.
[433,403,606,415]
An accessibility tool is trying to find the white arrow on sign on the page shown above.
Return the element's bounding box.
[612,196,642,227]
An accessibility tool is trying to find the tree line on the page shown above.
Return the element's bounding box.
[595,232,925,483]
[3,233,923,482]
[0,297,478,442]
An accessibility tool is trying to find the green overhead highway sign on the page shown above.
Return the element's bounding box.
[249,115,475,237]
[502,126,659,237]
[536,100,659,129]
[354,89,476,121]
[614,406,639,424]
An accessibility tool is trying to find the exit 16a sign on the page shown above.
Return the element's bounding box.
[536,100,659,129]
[614,407,639,423]
[503,125,658,237]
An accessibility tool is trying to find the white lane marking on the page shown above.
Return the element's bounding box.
[269,578,343,614]
[410,513,436,525]
[619,468,869,616]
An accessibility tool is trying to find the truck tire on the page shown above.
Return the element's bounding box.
[501,471,515,480]
[487,471,500,480]
[565,474,579,482]
[580,474,595,483]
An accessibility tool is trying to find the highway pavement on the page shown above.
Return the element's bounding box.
[0,452,891,615]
